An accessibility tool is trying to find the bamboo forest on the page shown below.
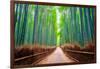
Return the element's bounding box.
[14,3,96,66]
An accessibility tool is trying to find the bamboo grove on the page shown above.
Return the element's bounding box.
[14,4,95,47]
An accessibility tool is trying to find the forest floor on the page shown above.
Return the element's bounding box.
[36,47,76,65]
[14,43,95,66]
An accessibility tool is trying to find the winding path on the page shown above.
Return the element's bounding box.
[36,47,76,65]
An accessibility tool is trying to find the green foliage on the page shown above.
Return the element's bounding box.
[14,4,95,47]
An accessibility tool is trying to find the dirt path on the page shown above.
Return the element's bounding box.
[36,47,75,65]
